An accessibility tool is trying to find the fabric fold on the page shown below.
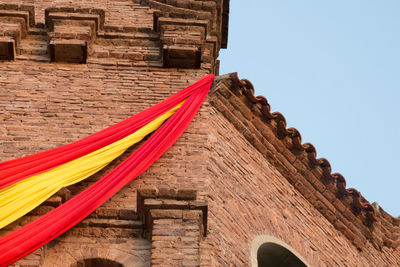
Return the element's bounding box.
[0,74,214,266]
[0,102,182,229]
[0,75,213,190]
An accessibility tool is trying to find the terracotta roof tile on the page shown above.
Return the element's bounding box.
[210,72,399,250]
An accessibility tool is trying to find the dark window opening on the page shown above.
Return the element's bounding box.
[71,258,124,267]
[257,242,307,267]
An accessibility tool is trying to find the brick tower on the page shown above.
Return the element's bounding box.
[0,1,399,266]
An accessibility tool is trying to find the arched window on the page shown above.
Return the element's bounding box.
[257,242,306,267]
[71,258,124,267]
[251,236,309,267]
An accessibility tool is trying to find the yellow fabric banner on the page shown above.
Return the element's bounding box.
[0,103,182,229]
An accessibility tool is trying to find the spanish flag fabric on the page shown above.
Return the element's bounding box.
[0,102,182,229]
[0,74,214,266]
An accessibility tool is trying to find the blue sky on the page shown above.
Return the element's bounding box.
[219,0,400,216]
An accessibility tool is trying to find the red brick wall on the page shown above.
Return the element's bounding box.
[1,0,223,265]
[0,0,154,27]
[0,60,211,266]
[2,51,399,267]
[0,60,209,198]
[204,100,400,266]
[1,0,398,266]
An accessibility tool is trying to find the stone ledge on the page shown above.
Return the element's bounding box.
[65,227,143,238]
[137,188,208,238]
[151,8,219,70]
[77,218,143,229]
[46,12,102,32]
[0,4,35,26]
[45,8,105,31]
[154,16,209,36]
[138,188,198,200]
[0,8,30,53]
[0,10,29,31]
[51,20,97,41]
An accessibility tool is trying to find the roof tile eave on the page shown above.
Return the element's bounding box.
[209,72,399,251]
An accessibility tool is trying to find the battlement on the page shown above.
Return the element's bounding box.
[3,1,398,266]
[0,0,229,72]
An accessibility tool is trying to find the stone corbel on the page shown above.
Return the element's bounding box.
[45,8,105,63]
[0,4,34,60]
[137,188,208,238]
[154,13,209,69]
[0,37,15,60]
[137,188,208,266]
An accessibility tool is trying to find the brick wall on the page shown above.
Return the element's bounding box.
[0,60,210,204]
[0,0,154,27]
[0,60,212,266]
[1,0,398,266]
[0,1,223,265]
[3,63,398,266]
[204,98,400,266]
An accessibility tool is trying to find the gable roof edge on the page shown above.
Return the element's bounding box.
[209,73,399,251]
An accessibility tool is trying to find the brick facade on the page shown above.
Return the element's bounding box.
[0,1,399,266]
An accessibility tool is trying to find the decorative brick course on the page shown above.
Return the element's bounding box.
[1,1,399,266]
[0,0,225,71]
[137,188,207,266]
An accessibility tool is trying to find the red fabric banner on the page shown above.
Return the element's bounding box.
[0,74,214,266]
[0,75,213,190]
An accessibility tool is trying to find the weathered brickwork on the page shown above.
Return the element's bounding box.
[1,60,212,266]
[1,0,399,266]
[137,189,207,266]
[0,0,154,28]
[205,82,400,265]
[0,0,224,72]
[209,75,399,252]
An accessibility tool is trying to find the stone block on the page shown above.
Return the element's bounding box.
[155,17,208,38]
[0,10,29,31]
[119,209,138,220]
[0,16,27,51]
[45,11,102,32]
[52,20,96,42]
[0,37,14,60]
[0,4,34,26]
[49,39,87,63]
[150,209,183,219]
[183,210,202,221]
[177,189,197,200]
[158,188,177,198]
[163,44,201,69]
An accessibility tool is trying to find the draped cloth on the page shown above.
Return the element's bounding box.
[0,103,183,229]
[0,74,214,266]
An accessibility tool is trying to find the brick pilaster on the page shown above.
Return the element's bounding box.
[137,189,207,267]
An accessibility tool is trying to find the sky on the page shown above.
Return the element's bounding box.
[219,0,400,216]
